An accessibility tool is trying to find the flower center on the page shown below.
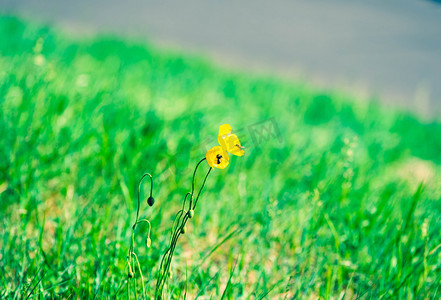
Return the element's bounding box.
[216,154,223,164]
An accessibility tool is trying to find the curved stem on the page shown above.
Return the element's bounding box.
[192,167,212,210]
[155,158,212,298]
[182,192,193,212]
[134,173,153,229]
[129,173,153,254]
[127,173,153,299]
[136,219,151,237]
[189,158,206,209]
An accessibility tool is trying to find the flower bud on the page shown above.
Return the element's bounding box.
[147,196,155,207]
[188,209,194,219]
[181,225,186,234]
[146,237,152,248]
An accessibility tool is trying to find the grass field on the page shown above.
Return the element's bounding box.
[1,15,441,299]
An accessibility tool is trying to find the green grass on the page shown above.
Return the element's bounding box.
[1,15,441,299]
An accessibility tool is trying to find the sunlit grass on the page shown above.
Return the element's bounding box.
[1,15,441,298]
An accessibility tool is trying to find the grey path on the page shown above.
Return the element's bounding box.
[1,0,441,117]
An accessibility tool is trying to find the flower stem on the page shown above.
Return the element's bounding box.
[155,158,212,298]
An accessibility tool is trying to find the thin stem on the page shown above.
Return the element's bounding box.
[129,173,153,256]
[160,216,188,292]
[136,219,151,238]
[156,225,180,294]
[127,275,130,300]
[155,159,212,298]
[164,215,189,275]
[170,210,184,239]
[182,192,193,211]
[192,167,212,210]
[189,158,207,208]
[133,252,146,298]
[134,173,153,230]
[155,210,185,294]
[133,255,138,300]
[127,173,153,300]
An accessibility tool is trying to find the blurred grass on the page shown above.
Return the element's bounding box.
[1,15,441,298]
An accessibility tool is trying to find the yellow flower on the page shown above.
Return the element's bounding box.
[206,146,229,169]
[218,124,245,157]
[206,124,244,169]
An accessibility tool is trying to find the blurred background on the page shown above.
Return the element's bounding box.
[2,0,441,298]
[2,0,441,117]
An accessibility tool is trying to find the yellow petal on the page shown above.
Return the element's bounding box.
[218,124,231,151]
[219,124,232,137]
[206,146,229,169]
[218,124,245,156]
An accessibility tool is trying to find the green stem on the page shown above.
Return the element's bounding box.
[155,159,212,298]
[133,252,146,298]
[127,173,153,299]
[192,167,212,210]
[189,158,207,209]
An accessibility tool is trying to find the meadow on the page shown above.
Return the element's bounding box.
[1,15,441,299]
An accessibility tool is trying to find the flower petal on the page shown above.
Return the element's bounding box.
[219,124,232,137]
[206,146,229,169]
[218,124,245,156]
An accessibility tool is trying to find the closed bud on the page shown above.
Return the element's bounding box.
[128,271,134,278]
[147,196,155,207]
[146,237,152,248]
[188,209,194,219]
[181,225,186,234]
